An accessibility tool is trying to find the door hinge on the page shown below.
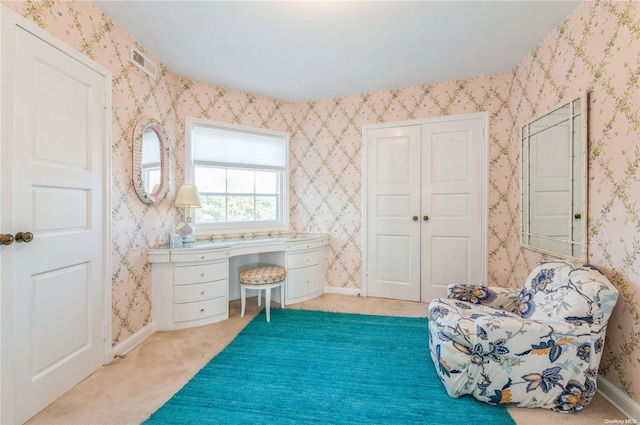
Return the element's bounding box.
[103,324,108,340]
[103,91,109,109]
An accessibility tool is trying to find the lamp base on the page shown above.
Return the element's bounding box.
[176,219,196,244]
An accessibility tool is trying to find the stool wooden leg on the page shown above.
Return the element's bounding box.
[265,287,271,322]
[257,289,262,307]
[280,282,285,309]
[240,285,246,318]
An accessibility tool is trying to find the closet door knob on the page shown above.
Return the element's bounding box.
[423,216,429,221]
[1,234,14,245]
[16,232,34,243]
[412,216,418,221]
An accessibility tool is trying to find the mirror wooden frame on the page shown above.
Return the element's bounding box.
[521,91,588,261]
[133,117,169,205]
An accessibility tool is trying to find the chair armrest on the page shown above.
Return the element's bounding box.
[473,315,593,364]
[447,284,520,312]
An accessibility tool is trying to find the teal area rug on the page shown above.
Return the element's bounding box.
[144,309,515,425]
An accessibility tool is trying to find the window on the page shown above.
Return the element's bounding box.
[185,117,289,233]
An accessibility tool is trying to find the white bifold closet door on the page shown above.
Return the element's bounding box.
[365,114,486,302]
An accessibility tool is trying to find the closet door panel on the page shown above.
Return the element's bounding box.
[366,125,421,301]
[421,118,484,301]
[429,236,471,285]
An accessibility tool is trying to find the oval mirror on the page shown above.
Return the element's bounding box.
[133,117,169,204]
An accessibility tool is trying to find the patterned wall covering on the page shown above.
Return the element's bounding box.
[507,1,640,398]
[5,0,640,402]
[289,78,513,291]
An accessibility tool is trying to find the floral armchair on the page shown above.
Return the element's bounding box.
[428,261,618,413]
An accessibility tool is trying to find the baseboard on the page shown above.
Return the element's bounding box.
[109,322,156,359]
[324,286,364,296]
[598,376,640,420]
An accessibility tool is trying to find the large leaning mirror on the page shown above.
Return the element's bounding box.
[133,117,169,204]
[521,91,588,261]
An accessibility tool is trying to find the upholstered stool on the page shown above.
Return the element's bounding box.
[239,265,286,322]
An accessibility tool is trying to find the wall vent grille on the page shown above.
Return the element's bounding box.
[130,46,157,79]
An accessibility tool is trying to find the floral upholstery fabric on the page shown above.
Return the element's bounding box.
[428,261,619,413]
[447,284,520,312]
[239,265,286,285]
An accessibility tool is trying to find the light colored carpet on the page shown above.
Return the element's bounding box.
[26,294,626,425]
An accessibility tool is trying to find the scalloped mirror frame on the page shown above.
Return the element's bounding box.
[133,117,169,205]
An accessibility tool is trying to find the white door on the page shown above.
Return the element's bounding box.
[421,118,485,300]
[365,115,486,302]
[1,13,110,424]
[366,125,422,301]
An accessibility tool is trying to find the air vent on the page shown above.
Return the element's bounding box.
[130,46,157,79]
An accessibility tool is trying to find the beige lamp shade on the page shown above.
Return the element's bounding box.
[174,184,201,208]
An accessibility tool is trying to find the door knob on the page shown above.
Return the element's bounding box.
[15,232,34,243]
[574,213,582,219]
[423,215,429,221]
[412,216,418,221]
[1,234,15,245]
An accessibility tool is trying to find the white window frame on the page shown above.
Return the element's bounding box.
[184,116,290,235]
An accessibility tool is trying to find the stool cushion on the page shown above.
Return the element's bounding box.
[239,265,286,285]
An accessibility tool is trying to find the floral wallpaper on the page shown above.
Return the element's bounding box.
[507,0,640,398]
[289,77,513,291]
[4,0,640,403]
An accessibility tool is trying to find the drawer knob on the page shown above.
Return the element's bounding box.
[200,291,205,295]
[200,273,205,277]
[200,308,205,313]
[200,256,205,260]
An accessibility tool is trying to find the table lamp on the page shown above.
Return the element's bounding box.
[174,184,201,244]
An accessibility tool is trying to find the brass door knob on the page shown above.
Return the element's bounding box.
[574,213,582,219]
[15,232,34,243]
[423,215,429,221]
[412,216,418,221]
[1,234,15,245]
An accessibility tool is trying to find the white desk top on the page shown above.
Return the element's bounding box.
[148,233,329,263]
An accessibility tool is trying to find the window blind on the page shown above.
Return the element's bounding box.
[192,124,286,169]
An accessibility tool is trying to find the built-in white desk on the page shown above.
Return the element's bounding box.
[149,234,329,330]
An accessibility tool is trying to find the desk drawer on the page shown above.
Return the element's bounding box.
[171,249,229,263]
[287,250,323,270]
[174,280,227,304]
[287,239,325,251]
[174,297,227,323]
[174,262,227,285]
[287,264,323,300]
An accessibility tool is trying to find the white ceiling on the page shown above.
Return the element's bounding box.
[94,1,581,103]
